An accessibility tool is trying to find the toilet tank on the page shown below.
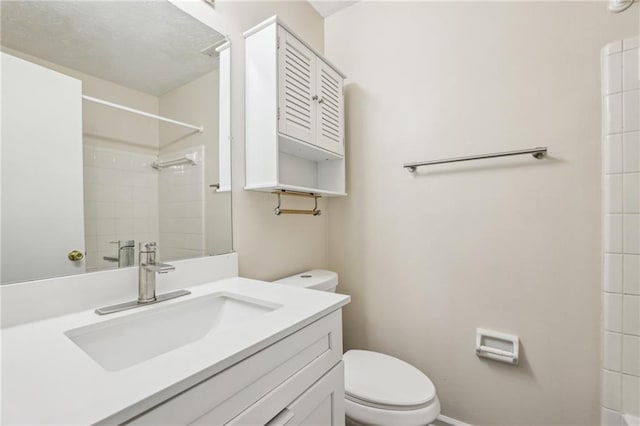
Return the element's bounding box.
[273,269,338,293]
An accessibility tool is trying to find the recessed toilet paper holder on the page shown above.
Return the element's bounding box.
[476,328,519,365]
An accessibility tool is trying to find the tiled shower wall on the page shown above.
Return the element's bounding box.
[602,36,640,425]
[83,145,159,271]
[158,146,205,261]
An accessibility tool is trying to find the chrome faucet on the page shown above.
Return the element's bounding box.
[138,241,175,303]
[95,242,189,315]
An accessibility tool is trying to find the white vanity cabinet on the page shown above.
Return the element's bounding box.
[127,310,345,425]
[245,16,347,197]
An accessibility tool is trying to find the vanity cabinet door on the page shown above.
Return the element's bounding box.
[315,59,344,156]
[278,362,345,426]
[128,311,343,426]
[278,27,316,145]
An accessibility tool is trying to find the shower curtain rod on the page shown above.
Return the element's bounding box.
[82,95,204,133]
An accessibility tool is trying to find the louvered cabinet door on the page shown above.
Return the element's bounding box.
[278,28,316,145]
[315,59,344,156]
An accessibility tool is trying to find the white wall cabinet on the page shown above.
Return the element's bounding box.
[128,310,345,425]
[245,16,346,197]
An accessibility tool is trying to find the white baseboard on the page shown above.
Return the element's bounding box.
[433,414,474,426]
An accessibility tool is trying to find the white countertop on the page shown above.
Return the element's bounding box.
[0,277,350,425]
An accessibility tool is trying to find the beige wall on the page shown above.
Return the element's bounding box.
[175,0,328,280]
[325,2,638,425]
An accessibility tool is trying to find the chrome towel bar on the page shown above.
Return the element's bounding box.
[404,147,547,172]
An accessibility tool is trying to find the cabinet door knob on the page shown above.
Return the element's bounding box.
[68,250,84,261]
[311,95,318,101]
[318,97,325,104]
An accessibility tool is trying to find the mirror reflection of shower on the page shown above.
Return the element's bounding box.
[0,1,233,283]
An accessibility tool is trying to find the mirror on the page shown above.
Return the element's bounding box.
[0,0,232,284]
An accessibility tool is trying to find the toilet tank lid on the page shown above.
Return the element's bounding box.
[273,269,338,291]
[343,350,436,408]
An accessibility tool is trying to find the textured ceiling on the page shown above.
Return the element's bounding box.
[0,1,225,96]
[308,0,358,18]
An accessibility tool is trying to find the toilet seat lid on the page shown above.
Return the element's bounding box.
[343,350,436,409]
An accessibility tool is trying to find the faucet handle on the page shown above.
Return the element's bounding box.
[139,241,157,252]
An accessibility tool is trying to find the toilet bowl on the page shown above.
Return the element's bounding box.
[274,270,441,426]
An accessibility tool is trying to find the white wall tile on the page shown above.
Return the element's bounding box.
[604,36,640,422]
[601,407,623,426]
[84,146,159,272]
[84,202,97,220]
[606,94,623,135]
[85,251,98,271]
[134,218,153,234]
[603,369,622,410]
[604,331,623,371]
[607,134,624,173]
[623,90,640,132]
[606,254,624,293]
[83,144,95,163]
[623,132,640,173]
[605,53,623,95]
[624,255,640,295]
[623,295,640,335]
[184,201,203,218]
[183,233,203,250]
[83,183,97,202]
[605,293,624,332]
[95,202,116,219]
[624,173,640,213]
[84,235,98,253]
[96,218,116,236]
[183,218,203,234]
[623,48,639,91]
[98,236,118,253]
[607,214,624,253]
[132,202,152,219]
[115,218,134,237]
[83,167,97,185]
[84,219,97,238]
[622,374,640,417]
[622,335,640,375]
[114,188,133,204]
[624,214,640,254]
[114,171,133,187]
[607,175,624,213]
[96,184,119,204]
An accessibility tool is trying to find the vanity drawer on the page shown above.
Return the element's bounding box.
[129,310,343,425]
[226,362,345,426]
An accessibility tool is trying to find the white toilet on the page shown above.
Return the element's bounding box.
[275,270,441,426]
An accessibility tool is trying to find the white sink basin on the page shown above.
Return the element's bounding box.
[65,292,279,371]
